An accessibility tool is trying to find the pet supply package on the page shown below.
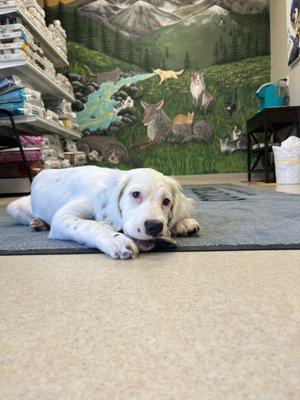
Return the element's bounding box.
[42,135,64,160]
[44,99,76,121]
[0,75,45,118]
[0,87,42,104]
[64,151,87,167]
[44,158,62,169]
[42,135,77,169]
[0,75,30,95]
[0,146,41,163]
[64,139,77,153]
[20,135,42,148]
[45,109,61,125]
[0,101,45,117]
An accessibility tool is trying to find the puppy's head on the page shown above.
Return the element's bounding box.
[94,169,193,252]
[116,169,193,251]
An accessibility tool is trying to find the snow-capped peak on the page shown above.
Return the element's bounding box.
[183,5,228,26]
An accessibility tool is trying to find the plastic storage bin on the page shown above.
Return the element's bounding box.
[273,136,300,184]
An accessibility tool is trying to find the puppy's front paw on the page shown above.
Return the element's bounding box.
[108,234,139,260]
[174,218,200,237]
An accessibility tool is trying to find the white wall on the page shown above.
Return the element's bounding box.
[270,0,300,105]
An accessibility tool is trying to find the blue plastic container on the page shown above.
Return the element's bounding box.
[256,83,285,111]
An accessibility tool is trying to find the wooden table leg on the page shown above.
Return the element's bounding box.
[264,121,269,183]
[247,132,251,181]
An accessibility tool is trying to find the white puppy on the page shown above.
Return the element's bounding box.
[7,166,199,259]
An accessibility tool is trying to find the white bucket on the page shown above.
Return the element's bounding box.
[273,143,300,184]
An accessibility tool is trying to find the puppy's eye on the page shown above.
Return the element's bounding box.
[132,191,141,199]
[162,198,171,206]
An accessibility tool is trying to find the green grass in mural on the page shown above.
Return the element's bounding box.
[65,42,270,175]
[114,56,270,175]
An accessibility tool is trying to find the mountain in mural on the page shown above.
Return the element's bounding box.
[80,0,121,19]
[177,0,269,18]
[44,0,269,69]
[109,1,180,36]
[135,4,269,68]
[78,0,269,36]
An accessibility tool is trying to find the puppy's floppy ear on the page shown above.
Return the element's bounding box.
[167,178,194,228]
[93,174,129,231]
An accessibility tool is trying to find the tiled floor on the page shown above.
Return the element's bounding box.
[0,173,299,400]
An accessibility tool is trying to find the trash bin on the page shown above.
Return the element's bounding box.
[273,136,300,184]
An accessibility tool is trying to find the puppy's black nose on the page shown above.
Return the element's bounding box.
[145,220,163,237]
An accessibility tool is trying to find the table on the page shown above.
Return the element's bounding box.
[246,106,300,182]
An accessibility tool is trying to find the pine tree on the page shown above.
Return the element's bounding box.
[161,56,166,69]
[230,31,239,60]
[88,19,94,50]
[184,50,190,69]
[264,28,270,55]
[71,9,78,43]
[101,23,108,54]
[114,30,121,59]
[246,31,252,57]
[214,41,220,64]
[222,43,228,63]
[128,38,134,64]
[254,33,259,56]
[165,47,170,58]
[144,48,151,71]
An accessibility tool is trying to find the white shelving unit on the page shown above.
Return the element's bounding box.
[0,1,79,140]
[0,60,74,101]
[0,115,81,140]
[0,5,68,68]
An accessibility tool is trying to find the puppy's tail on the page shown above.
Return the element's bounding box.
[176,69,185,76]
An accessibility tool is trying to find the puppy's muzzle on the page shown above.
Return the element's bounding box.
[145,219,163,237]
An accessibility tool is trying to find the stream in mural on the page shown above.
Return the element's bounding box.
[77,73,155,132]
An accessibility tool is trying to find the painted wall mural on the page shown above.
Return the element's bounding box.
[40,0,270,175]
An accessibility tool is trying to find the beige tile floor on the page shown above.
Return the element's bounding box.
[0,173,300,400]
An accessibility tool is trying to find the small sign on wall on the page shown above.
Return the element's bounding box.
[287,0,300,66]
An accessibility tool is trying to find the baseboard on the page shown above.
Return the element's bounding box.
[0,178,31,195]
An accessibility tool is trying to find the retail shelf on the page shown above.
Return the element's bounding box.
[0,5,68,67]
[0,115,81,140]
[0,60,74,101]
